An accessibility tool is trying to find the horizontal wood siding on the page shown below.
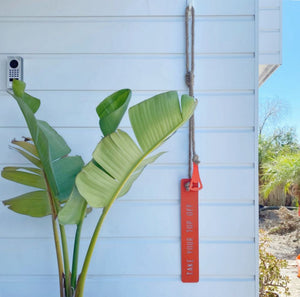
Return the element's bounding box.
[0,55,255,91]
[0,0,258,296]
[0,238,255,276]
[0,0,255,17]
[0,17,255,54]
[0,277,256,297]
[259,0,282,64]
[0,202,255,239]
[0,165,255,203]
[259,0,280,9]
[0,91,255,128]
[0,128,255,164]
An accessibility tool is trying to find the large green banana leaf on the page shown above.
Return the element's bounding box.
[58,187,87,224]
[75,91,196,208]
[58,89,132,224]
[3,191,51,218]
[96,89,131,136]
[2,166,46,189]
[2,139,83,217]
[8,80,84,201]
[2,81,84,217]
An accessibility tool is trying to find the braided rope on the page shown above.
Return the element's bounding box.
[185,6,199,179]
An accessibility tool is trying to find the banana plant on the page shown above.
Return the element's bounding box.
[2,80,197,297]
[2,80,85,297]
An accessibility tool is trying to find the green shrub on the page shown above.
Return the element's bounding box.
[259,230,290,297]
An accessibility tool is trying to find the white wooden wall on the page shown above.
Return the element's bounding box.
[259,0,282,64]
[258,0,282,85]
[0,1,259,297]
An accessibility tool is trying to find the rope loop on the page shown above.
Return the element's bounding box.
[187,0,194,10]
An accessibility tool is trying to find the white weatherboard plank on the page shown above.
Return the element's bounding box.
[0,276,255,297]
[0,202,255,239]
[0,238,255,276]
[0,55,255,91]
[0,0,255,17]
[259,4,281,66]
[0,128,255,164]
[259,53,281,65]
[0,17,254,54]
[259,0,280,8]
[196,93,255,128]
[259,9,280,30]
[0,165,255,202]
[259,31,280,54]
[0,91,255,128]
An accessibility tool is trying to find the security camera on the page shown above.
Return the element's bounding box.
[7,56,23,89]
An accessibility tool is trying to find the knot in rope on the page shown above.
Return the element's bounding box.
[192,154,200,164]
[185,71,194,89]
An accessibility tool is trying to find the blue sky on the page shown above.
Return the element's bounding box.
[259,0,300,139]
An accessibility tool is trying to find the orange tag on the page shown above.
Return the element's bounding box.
[189,162,203,191]
[181,178,199,282]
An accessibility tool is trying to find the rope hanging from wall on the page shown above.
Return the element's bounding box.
[181,2,203,283]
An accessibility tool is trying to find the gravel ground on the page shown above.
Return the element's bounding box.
[259,207,300,297]
[282,260,300,297]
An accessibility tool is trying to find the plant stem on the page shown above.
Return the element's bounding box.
[75,207,109,297]
[59,224,72,297]
[51,215,65,297]
[71,204,86,290]
[53,197,72,297]
[71,221,83,289]
[54,199,72,297]
[44,173,65,297]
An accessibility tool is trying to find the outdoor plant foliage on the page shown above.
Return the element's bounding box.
[259,230,290,297]
[261,151,300,200]
[259,129,300,206]
[1,80,197,297]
